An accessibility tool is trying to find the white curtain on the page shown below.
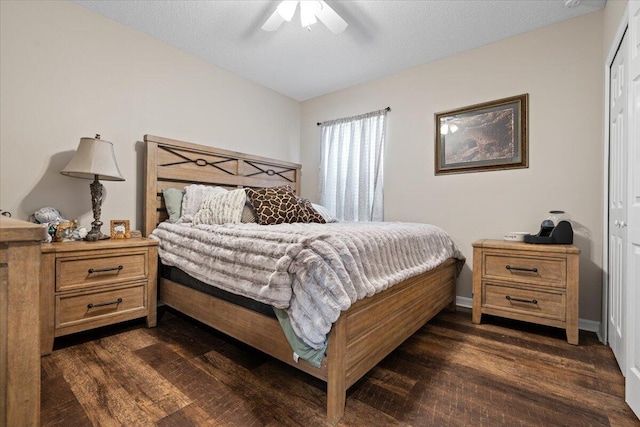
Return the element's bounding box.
[318,109,387,222]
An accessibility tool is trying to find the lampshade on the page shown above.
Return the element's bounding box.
[61,135,125,181]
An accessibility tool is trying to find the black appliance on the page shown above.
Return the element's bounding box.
[524,219,573,244]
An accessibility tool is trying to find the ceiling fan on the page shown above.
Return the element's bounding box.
[262,1,348,34]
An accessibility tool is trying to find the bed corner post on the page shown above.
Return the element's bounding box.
[296,172,301,196]
[326,315,347,424]
[143,137,158,237]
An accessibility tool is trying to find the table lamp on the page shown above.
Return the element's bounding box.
[60,134,125,241]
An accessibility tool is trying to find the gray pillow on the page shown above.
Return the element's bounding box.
[162,188,184,223]
[240,200,257,223]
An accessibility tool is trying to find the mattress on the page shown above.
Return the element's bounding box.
[160,263,275,318]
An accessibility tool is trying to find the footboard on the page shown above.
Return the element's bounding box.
[325,258,457,423]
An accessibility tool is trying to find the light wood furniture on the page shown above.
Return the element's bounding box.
[472,239,580,344]
[1,217,46,427]
[40,237,158,355]
[143,134,460,424]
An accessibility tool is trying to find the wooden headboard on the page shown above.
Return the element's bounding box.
[143,135,302,236]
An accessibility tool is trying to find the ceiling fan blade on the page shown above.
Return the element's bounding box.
[316,1,348,34]
[262,9,285,31]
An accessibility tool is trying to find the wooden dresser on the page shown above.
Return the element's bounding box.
[472,239,580,344]
[40,237,158,355]
[1,217,46,427]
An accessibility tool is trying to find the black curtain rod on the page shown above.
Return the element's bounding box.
[317,106,391,126]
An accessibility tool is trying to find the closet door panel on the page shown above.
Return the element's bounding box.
[609,31,628,372]
[625,0,640,418]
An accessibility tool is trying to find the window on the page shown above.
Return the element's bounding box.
[318,108,388,222]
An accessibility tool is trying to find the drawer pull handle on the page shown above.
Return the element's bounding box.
[505,295,538,305]
[87,297,123,309]
[88,265,123,274]
[505,265,538,273]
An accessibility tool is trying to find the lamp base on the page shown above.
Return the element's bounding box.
[84,177,110,241]
[84,230,110,241]
[84,220,110,241]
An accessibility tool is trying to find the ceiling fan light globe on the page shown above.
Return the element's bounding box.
[265,0,346,34]
[300,1,320,28]
[277,0,298,22]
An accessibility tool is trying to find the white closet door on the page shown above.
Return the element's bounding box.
[609,29,629,373]
[626,0,640,418]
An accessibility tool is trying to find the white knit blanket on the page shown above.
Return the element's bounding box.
[150,221,465,349]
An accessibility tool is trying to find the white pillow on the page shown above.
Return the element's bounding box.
[179,185,227,223]
[193,189,247,225]
[312,203,338,223]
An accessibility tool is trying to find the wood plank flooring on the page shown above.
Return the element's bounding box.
[41,308,640,426]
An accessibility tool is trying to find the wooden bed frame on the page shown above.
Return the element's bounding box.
[143,135,458,423]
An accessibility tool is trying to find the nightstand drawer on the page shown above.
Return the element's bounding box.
[483,253,566,288]
[483,283,565,321]
[55,284,146,329]
[56,252,147,291]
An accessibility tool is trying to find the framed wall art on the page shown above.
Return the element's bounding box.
[434,94,528,175]
[110,219,130,239]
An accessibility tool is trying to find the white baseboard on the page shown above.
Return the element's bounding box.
[455,296,601,336]
[456,296,473,309]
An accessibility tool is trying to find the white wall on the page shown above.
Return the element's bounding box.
[604,0,629,51]
[300,11,605,322]
[0,1,300,230]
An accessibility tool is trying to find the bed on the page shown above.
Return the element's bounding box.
[143,134,462,423]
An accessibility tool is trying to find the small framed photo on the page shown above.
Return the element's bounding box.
[435,94,528,175]
[110,220,130,239]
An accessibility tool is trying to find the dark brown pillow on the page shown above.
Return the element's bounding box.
[246,186,300,225]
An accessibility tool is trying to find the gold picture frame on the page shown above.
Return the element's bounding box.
[435,94,528,175]
[110,219,130,239]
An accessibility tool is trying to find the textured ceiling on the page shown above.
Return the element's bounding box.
[75,0,606,101]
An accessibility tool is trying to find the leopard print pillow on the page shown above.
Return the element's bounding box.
[246,186,325,225]
[246,186,299,225]
[297,198,326,224]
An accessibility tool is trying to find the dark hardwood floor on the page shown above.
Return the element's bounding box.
[41,308,640,426]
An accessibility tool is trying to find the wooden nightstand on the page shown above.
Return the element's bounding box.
[40,237,158,355]
[472,239,580,345]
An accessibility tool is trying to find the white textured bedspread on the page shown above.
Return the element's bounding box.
[150,221,465,349]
